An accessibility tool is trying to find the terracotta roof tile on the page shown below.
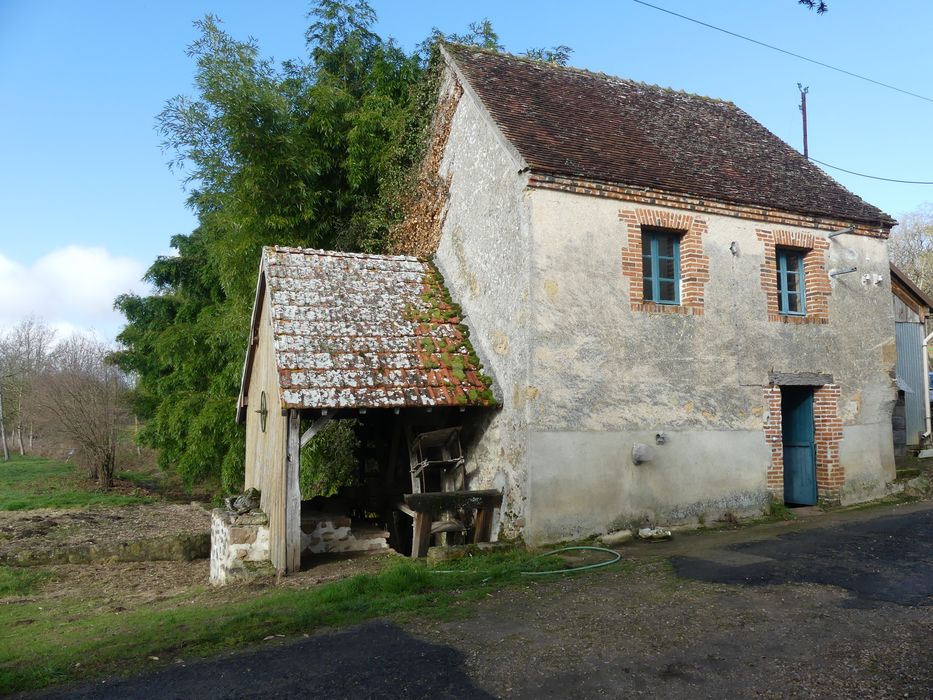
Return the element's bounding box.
[447,45,894,227]
[257,246,495,412]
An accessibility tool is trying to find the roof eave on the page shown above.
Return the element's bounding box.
[527,168,896,233]
[890,262,933,309]
[235,252,270,424]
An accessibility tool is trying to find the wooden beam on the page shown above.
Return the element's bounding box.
[473,508,493,544]
[404,489,502,515]
[300,414,332,449]
[285,409,301,574]
[411,512,432,559]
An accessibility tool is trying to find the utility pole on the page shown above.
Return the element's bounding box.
[798,83,810,159]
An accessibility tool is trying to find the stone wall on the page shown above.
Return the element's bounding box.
[429,53,896,547]
[210,508,273,585]
[522,188,896,543]
[432,61,534,539]
[300,514,389,554]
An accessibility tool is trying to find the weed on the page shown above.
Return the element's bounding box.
[768,498,796,521]
[0,566,54,597]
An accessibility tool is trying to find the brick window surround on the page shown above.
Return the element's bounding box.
[620,208,710,315]
[764,383,844,502]
[757,229,830,325]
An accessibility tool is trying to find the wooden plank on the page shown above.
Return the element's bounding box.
[411,512,432,558]
[299,414,332,448]
[396,502,417,518]
[405,425,421,494]
[472,508,492,543]
[285,409,301,574]
[404,489,502,515]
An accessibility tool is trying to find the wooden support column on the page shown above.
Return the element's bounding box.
[411,512,433,559]
[285,409,301,573]
[472,508,492,544]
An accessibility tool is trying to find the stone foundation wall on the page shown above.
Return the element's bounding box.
[300,514,389,554]
[210,508,274,585]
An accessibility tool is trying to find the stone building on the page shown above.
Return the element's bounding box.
[392,46,899,545]
[237,46,901,564]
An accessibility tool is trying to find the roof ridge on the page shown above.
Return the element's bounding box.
[443,42,737,107]
[264,245,422,263]
[443,44,894,227]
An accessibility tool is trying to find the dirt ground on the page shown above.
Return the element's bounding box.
[0,504,211,563]
[31,501,932,700]
[0,497,408,605]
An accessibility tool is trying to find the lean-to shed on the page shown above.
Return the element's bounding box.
[237,246,495,572]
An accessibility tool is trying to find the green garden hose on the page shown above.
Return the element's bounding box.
[430,545,621,580]
[518,545,621,576]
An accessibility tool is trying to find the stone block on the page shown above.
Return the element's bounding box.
[229,527,257,545]
[427,544,474,564]
[637,527,672,541]
[232,512,269,527]
[475,542,513,553]
[598,529,633,547]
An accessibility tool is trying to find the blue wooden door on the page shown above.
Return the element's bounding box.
[781,387,817,505]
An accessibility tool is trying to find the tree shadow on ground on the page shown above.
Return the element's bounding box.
[34,619,492,699]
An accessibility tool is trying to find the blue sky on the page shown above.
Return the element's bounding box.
[1,0,931,338]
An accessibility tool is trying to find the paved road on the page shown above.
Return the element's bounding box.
[671,503,933,606]
[33,502,933,699]
[37,620,490,700]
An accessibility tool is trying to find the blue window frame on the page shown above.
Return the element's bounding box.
[642,230,680,305]
[777,248,806,315]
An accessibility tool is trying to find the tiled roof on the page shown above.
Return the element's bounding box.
[446,45,894,227]
[243,246,495,413]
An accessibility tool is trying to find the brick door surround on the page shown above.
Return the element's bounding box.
[764,380,843,503]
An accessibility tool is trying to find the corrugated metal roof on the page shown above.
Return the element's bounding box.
[239,246,496,417]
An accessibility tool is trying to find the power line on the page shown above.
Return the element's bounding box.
[810,158,933,185]
[632,0,933,104]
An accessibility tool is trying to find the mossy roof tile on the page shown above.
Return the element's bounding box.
[239,246,495,415]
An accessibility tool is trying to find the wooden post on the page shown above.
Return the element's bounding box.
[285,409,301,573]
[411,512,432,559]
[472,508,492,544]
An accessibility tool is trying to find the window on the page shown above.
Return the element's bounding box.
[776,248,806,315]
[642,230,680,305]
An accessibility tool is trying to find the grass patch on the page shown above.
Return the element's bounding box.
[0,455,153,510]
[115,470,157,487]
[0,548,615,694]
[767,498,797,521]
[0,566,54,597]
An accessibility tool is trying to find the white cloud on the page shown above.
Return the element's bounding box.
[0,246,150,341]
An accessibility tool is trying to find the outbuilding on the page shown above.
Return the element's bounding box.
[890,263,933,456]
[235,247,496,573]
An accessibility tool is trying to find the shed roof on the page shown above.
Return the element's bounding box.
[445,45,894,228]
[237,247,495,420]
[890,262,933,310]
